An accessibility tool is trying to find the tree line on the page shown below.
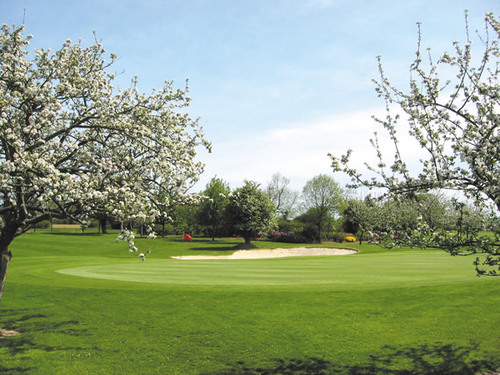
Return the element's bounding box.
[133,173,496,251]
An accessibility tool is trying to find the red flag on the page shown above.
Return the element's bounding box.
[183,233,192,241]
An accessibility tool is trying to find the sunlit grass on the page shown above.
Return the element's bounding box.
[0,229,498,374]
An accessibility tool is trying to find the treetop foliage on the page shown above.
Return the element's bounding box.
[225,180,277,244]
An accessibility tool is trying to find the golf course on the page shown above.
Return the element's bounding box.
[0,228,499,374]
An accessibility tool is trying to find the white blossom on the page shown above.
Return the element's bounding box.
[0,24,211,265]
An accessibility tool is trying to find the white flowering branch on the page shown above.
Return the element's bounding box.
[0,24,211,302]
[330,12,499,275]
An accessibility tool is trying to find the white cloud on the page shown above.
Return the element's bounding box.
[198,108,372,190]
[196,107,430,193]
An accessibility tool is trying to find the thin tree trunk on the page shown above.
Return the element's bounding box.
[100,218,108,234]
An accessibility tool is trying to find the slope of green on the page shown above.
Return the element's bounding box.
[0,229,498,374]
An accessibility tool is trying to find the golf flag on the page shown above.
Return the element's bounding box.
[183,233,192,241]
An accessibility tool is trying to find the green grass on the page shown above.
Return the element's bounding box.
[0,228,499,374]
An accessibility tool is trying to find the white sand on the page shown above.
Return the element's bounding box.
[171,247,357,260]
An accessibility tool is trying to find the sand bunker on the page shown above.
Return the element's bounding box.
[171,247,357,260]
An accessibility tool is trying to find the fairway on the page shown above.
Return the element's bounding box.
[56,251,484,288]
[1,231,499,374]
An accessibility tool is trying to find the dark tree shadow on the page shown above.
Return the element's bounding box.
[166,237,245,251]
[202,343,498,375]
[0,364,36,374]
[189,246,240,251]
[0,310,100,373]
[189,243,260,251]
[42,232,101,236]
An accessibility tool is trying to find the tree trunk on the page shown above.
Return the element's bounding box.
[316,222,323,243]
[0,224,18,304]
[100,218,108,234]
[0,248,12,304]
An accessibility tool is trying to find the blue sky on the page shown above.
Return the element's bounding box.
[2,0,498,192]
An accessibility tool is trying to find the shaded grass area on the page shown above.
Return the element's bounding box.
[0,229,499,374]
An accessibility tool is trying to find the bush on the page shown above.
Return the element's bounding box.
[33,221,50,229]
[331,232,355,243]
[267,230,309,243]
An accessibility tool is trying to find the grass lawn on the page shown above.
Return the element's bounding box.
[0,228,499,374]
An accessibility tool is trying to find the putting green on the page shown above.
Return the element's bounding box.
[56,250,483,289]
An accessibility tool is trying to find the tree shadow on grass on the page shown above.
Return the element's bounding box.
[169,238,244,251]
[189,246,241,251]
[41,232,101,236]
[0,310,101,373]
[203,342,498,375]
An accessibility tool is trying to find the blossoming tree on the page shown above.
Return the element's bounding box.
[0,25,211,302]
[330,12,499,275]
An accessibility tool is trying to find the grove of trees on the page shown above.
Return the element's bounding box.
[341,194,493,246]
[155,174,496,257]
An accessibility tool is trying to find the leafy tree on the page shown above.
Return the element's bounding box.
[384,199,420,232]
[225,180,276,247]
[414,193,453,231]
[302,174,344,242]
[449,200,487,239]
[330,12,499,275]
[197,176,230,240]
[342,196,421,244]
[265,172,299,220]
[295,207,332,242]
[342,198,379,243]
[0,25,210,302]
[164,204,200,236]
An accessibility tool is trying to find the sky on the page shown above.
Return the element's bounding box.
[2,0,498,193]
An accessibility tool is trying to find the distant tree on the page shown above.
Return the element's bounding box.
[225,181,276,247]
[342,196,419,244]
[330,12,499,275]
[384,199,420,233]
[342,198,379,243]
[197,177,230,240]
[449,200,487,240]
[0,25,210,303]
[414,193,453,231]
[265,172,300,220]
[295,207,332,242]
[165,204,200,236]
[302,175,344,242]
